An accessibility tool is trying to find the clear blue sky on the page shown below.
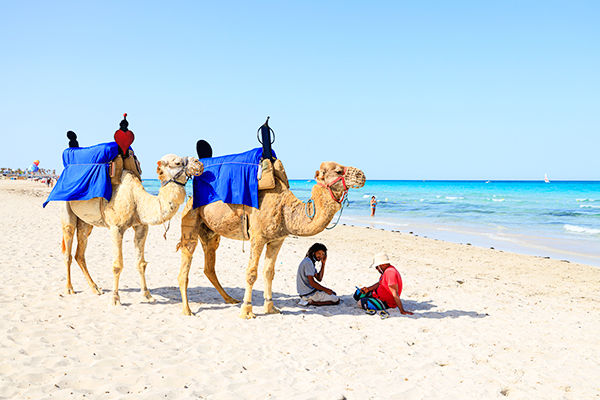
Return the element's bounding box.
[1,1,598,180]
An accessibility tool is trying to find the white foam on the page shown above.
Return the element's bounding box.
[492,198,505,202]
[564,224,600,235]
[580,205,600,209]
[576,198,596,202]
[445,196,464,200]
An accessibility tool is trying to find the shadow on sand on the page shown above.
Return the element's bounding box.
[118,285,490,319]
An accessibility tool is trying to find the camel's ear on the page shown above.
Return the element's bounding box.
[314,169,321,180]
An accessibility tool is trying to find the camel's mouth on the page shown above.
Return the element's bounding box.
[185,157,204,177]
[345,167,366,189]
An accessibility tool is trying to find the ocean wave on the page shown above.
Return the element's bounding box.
[445,196,464,200]
[564,224,600,235]
[446,209,495,215]
[580,205,600,209]
[492,198,505,202]
[546,211,584,217]
[576,198,596,202]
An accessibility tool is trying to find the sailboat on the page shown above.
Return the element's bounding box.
[544,173,550,183]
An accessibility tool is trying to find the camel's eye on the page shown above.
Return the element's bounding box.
[175,162,181,166]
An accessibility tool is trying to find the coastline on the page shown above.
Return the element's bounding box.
[340,216,600,267]
[2,179,599,398]
[145,178,600,266]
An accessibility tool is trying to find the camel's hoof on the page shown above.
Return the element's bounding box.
[111,294,121,306]
[66,287,75,295]
[92,286,102,296]
[239,304,256,319]
[240,311,256,319]
[182,307,192,316]
[142,292,156,303]
[264,301,281,314]
[225,297,240,304]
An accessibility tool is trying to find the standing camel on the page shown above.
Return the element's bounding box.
[177,161,366,318]
[62,154,203,305]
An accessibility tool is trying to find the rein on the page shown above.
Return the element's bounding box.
[317,168,349,204]
[305,199,315,219]
[161,158,190,187]
[304,169,351,229]
[326,196,349,230]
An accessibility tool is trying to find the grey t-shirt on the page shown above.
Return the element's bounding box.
[296,257,318,296]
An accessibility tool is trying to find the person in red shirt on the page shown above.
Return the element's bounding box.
[355,252,413,316]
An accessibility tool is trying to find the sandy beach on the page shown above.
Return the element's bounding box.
[1,179,599,399]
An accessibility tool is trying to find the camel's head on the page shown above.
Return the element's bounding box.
[156,154,204,186]
[315,162,366,201]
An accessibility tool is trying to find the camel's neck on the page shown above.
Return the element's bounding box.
[134,181,187,225]
[282,185,342,236]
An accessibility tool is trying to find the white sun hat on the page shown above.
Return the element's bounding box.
[371,252,391,268]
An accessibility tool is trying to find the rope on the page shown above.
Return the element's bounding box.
[159,198,171,240]
[326,196,349,230]
[241,204,246,253]
[163,219,171,240]
[305,199,315,219]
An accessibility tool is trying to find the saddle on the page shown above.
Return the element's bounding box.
[258,157,289,190]
[109,151,142,185]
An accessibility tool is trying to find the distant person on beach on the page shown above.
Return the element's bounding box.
[370,196,377,217]
[297,243,340,306]
[354,252,413,317]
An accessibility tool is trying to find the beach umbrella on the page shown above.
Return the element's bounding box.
[33,160,40,166]
[28,164,39,173]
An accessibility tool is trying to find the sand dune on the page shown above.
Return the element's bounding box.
[1,179,599,399]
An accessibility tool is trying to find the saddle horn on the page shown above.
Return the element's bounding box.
[257,116,275,161]
[67,131,79,148]
[196,140,213,159]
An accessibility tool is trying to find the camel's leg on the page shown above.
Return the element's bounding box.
[178,209,201,315]
[133,224,154,302]
[240,238,266,319]
[61,203,77,294]
[201,234,239,305]
[62,223,76,294]
[109,226,126,306]
[263,238,285,314]
[74,219,102,295]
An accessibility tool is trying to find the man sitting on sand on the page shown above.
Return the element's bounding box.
[354,252,413,316]
[297,243,340,306]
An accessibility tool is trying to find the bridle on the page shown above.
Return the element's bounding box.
[161,158,190,187]
[318,168,348,204]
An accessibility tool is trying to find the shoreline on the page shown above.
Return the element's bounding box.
[2,179,599,398]
[147,178,600,267]
[339,216,600,267]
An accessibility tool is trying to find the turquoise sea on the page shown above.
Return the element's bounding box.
[143,179,600,266]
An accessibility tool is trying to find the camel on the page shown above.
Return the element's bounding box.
[61,154,203,305]
[177,160,366,318]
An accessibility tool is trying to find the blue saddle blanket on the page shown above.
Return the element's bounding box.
[192,147,275,209]
[43,142,122,208]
